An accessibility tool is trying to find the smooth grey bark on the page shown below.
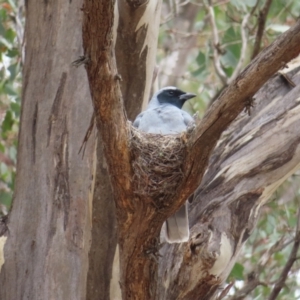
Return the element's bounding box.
[86,137,117,300]
[0,0,94,299]
[0,0,163,299]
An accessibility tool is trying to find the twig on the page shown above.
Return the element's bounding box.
[161,0,179,24]
[228,279,267,300]
[257,237,294,272]
[268,206,300,300]
[78,113,95,158]
[217,281,235,299]
[227,236,293,300]
[205,2,228,85]
[274,0,293,21]
[251,0,274,59]
[229,13,250,82]
[71,55,90,67]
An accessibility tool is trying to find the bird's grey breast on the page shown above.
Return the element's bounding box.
[135,104,193,135]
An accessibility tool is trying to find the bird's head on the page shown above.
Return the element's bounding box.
[156,87,196,109]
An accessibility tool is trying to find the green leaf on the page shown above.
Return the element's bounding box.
[230,262,244,280]
[6,48,19,58]
[221,50,237,68]
[0,162,8,177]
[5,28,16,43]
[8,62,19,80]
[193,51,207,78]
[0,191,12,207]
[10,101,20,116]
[196,51,206,66]
[274,252,284,262]
[0,36,12,49]
[9,146,17,162]
[4,83,18,96]
[223,27,239,44]
[2,110,14,133]
[0,8,8,21]
[193,69,209,81]
[0,17,5,37]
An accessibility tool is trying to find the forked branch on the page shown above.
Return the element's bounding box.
[81,1,300,297]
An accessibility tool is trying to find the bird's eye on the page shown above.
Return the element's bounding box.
[169,91,175,95]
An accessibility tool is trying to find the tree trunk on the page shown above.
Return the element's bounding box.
[0,0,95,298]
[0,0,162,299]
[85,1,162,298]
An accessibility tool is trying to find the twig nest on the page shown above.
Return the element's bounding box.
[130,127,186,207]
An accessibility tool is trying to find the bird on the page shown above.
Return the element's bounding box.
[133,86,196,243]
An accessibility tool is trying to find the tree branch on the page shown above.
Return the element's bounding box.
[82,1,132,207]
[229,13,250,82]
[158,63,300,299]
[205,2,228,84]
[228,236,293,300]
[179,20,300,206]
[251,0,274,59]
[82,1,164,299]
[268,205,300,300]
[82,2,300,297]
[229,279,267,300]
[82,3,137,298]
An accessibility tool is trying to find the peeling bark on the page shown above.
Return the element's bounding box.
[116,0,162,118]
[158,65,300,299]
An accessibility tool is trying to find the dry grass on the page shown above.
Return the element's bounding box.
[130,127,186,207]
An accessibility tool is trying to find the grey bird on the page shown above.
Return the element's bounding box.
[133,86,196,243]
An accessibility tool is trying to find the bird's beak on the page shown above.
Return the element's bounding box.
[179,93,196,101]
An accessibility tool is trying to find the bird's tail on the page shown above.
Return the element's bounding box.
[164,202,189,243]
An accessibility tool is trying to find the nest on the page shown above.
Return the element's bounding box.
[130,127,186,207]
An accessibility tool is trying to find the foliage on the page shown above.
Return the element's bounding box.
[0,0,22,215]
[228,178,300,299]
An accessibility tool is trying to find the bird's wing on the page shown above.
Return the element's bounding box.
[181,110,195,126]
[132,112,144,128]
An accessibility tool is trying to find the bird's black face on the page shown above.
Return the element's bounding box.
[157,88,196,109]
